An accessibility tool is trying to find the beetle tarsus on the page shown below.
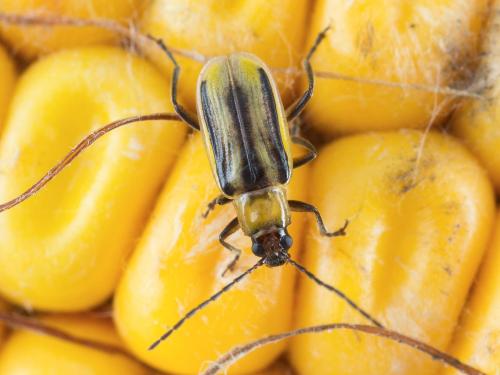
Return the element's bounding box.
[202,195,232,218]
[325,219,349,237]
[221,252,241,277]
[219,218,242,275]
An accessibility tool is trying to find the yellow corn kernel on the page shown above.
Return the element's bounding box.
[289,131,495,375]
[0,0,144,59]
[304,0,488,135]
[442,210,500,375]
[139,0,309,109]
[0,44,16,128]
[0,315,147,374]
[114,135,309,374]
[452,1,500,193]
[0,47,186,311]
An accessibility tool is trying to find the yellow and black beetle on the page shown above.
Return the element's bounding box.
[167,29,349,272]
[0,25,380,348]
[146,29,383,349]
[0,14,488,375]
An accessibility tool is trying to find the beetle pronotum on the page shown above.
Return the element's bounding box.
[0,11,486,375]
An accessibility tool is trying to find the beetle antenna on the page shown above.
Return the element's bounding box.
[0,311,135,360]
[287,257,383,328]
[148,258,265,350]
[200,323,485,375]
[0,112,179,213]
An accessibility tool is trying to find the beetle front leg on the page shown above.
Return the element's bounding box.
[289,200,349,237]
[219,218,242,276]
[202,195,232,218]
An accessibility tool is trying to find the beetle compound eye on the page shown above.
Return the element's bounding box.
[279,234,293,250]
[251,241,265,257]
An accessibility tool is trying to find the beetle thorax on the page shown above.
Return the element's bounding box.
[233,186,290,236]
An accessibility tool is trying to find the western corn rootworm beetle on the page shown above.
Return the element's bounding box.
[0,12,486,375]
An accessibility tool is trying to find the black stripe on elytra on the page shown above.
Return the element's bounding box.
[200,80,234,193]
[199,66,290,196]
[201,77,253,196]
[257,68,291,184]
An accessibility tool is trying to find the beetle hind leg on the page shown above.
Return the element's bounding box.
[219,218,243,276]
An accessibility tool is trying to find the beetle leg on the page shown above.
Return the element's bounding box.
[202,195,232,218]
[286,25,331,122]
[146,35,200,131]
[289,117,303,137]
[289,200,349,237]
[219,218,243,276]
[292,136,317,169]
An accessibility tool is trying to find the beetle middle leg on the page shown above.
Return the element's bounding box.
[292,136,317,169]
[219,218,243,276]
[202,195,232,218]
[286,25,331,122]
[289,200,349,237]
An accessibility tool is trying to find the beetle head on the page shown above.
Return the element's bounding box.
[251,227,292,267]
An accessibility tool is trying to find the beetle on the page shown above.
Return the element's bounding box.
[0,13,487,375]
[0,20,381,343]
[146,29,389,351]
[155,28,348,273]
